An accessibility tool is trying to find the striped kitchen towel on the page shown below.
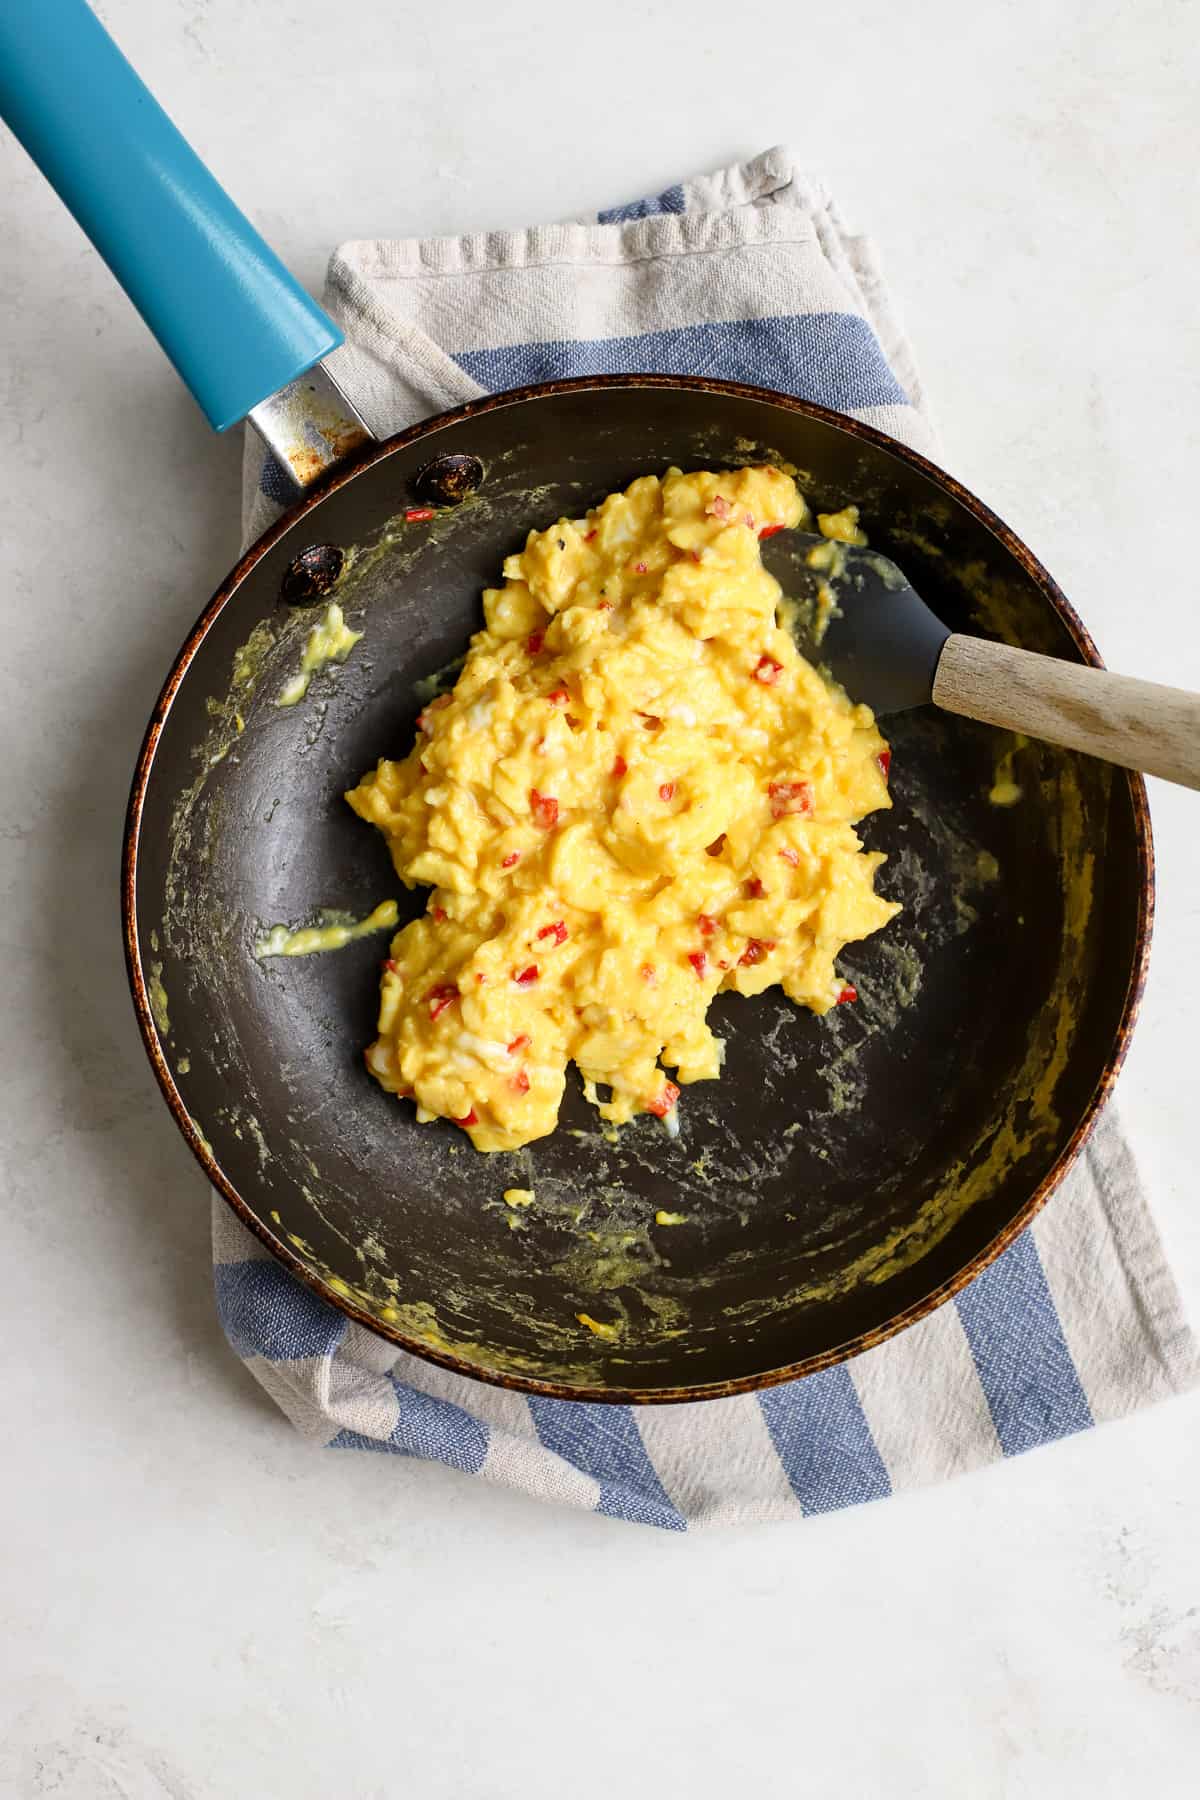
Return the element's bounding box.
[242,147,932,537]
[221,148,1198,1528]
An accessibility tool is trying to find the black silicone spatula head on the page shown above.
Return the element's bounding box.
[763,532,951,715]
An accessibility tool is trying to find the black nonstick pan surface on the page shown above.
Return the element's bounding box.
[124,376,1151,1402]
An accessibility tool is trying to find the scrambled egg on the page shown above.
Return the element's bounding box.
[346,466,898,1152]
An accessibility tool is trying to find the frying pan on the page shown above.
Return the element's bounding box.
[4,3,1151,1401]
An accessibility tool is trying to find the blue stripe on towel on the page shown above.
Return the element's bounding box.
[259,452,295,503]
[453,314,908,413]
[214,1259,348,1362]
[388,1380,490,1472]
[330,1388,488,1474]
[329,1428,406,1454]
[598,183,686,223]
[758,1364,891,1513]
[955,1230,1093,1454]
[529,1399,687,1530]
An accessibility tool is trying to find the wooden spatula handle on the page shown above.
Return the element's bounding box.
[932,635,1200,790]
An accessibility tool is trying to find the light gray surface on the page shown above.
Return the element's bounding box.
[3,0,1200,1792]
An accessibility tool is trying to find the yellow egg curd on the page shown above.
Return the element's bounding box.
[345,466,899,1152]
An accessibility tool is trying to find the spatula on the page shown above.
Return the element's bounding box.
[765,534,1200,790]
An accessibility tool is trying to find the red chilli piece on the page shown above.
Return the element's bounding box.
[688,950,709,978]
[646,1082,680,1119]
[455,1108,479,1128]
[743,512,756,530]
[404,507,435,522]
[745,877,767,899]
[640,963,657,984]
[768,779,814,820]
[706,494,730,520]
[381,957,398,973]
[502,851,521,868]
[598,599,613,612]
[758,523,786,539]
[877,749,892,781]
[633,560,649,574]
[584,529,598,542]
[425,983,458,1021]
[507,1034,531,1055]
[739,939,776,968]
[705,834,726,858]
[778,847,800,867]
[611,755,628,779]
[547,686,570,706]
[416,692,452,732]
[537,920,568,946]
[754,654,783,686]
[527,630,546,656]
[432,906,447,923]
[511,1070,531,1095]
[530,789,559,829]
[659,782,676,803]
[513,965,539,987]
[697,914,717,938]
[838,985,858,1004]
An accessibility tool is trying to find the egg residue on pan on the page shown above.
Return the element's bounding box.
[345,466,899,1152]
[276,602,363,707]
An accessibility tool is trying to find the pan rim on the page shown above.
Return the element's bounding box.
[121,373,1155,1405]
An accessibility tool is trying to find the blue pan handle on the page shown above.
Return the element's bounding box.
[0,0,343,432]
